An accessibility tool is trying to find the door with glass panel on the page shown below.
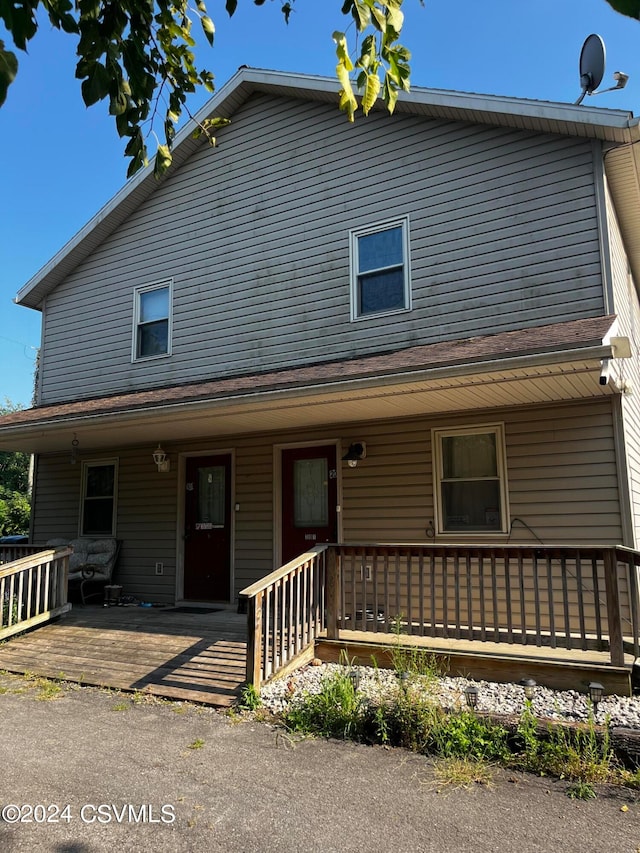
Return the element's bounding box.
[281,445,338,565]
[184,455,231,600]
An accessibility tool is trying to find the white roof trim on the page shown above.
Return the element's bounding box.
[15,67,640,310]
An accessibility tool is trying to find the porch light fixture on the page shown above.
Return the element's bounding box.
[342,442,366,468]
[521,678,537,701]
[464,684,479,710]
[152,444,170,473]
[588,681,604,711]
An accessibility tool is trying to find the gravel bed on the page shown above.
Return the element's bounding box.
[260,662,640,730]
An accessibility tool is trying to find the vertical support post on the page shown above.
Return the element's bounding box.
[604,549,624,666]
[59,550,69,608]
[245,591,263,689]
[326,547,339,640]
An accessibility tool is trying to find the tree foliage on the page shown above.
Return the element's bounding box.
[0,0,413,179]
[0,1,637,180]
[0,400,31,536]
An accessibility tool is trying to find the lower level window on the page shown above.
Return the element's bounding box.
[81,460,118,536]
[433,425,508,534]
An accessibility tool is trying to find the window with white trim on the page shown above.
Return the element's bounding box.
[133,281,172,360]
[350,218,410,319]
[80,460,118,537]
[433,425,509,535]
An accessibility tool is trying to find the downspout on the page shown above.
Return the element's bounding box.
[28,453,38,544]
[611,394,635,548]
[35,296,46,406]
[592,139,615,316]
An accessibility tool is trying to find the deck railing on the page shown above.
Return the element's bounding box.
[239,546,328,688]
[333,545,640,666]
[0,547,72,641]
[242,543,640,687]
[0,544,49,565]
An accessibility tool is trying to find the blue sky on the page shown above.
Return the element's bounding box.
[1,0,639,408]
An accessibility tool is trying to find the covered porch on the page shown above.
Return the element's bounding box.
[1,541,638,703]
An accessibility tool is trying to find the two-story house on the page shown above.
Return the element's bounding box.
[1,68,640,634]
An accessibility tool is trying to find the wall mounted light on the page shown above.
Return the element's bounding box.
[342,442,366,468]
[153,444,170,473]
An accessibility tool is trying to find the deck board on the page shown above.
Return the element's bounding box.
[0,605,248,706]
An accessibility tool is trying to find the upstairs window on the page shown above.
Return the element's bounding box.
[433,425,509,535]
[350,218,410,320]
[133,281,172,360]
[80,460,118,537]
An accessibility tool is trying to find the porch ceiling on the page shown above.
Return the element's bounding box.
[0,351,618,455]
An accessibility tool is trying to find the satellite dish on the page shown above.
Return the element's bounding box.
[575,34,606,104]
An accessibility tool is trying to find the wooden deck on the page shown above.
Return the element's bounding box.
[0,605,247,706]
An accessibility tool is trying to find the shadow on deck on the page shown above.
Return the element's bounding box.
[0,605,247,706]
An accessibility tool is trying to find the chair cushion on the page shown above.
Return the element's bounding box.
[51,537,118,578]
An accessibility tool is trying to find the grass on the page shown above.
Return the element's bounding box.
[187,738,205,750]
[277,646,638,799]
[433,757,494,790]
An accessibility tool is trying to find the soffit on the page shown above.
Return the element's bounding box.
[0,355,616,455]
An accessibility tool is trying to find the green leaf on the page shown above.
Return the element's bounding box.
[109,89,128,115]
[0,41,18,108]
[336,61,357,122]
[200,15,215,45]
[360,70,380,115]
[604,0,640,18]
[351,0,371,30]
[369,5,387,32]
[332,31,354,72]
[80,61,110,106]
[383,72,398,114]
[154,143,172,178]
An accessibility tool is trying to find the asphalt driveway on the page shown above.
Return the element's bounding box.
[0,673,637,853]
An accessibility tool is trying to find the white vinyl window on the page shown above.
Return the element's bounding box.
[133,280,172,361]
[80,460,118,537]
[350,218,411,320]
[433,425,509,536]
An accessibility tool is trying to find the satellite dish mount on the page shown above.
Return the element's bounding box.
[575,34,628,105]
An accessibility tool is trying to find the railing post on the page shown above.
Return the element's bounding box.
[604,549,625,666]
[326,547,339,640]
[58,551,69,608]
[244,591,263,690]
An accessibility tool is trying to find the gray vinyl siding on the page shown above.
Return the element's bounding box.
[39,93,604,404]
[30,399,622,603]
[606,180,640,547]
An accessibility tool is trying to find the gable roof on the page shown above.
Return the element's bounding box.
[15,67,640,310]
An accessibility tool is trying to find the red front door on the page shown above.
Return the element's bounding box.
[184,454,231,601]
[281,445,338,565]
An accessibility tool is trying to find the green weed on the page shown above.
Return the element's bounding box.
[238,683,262,711]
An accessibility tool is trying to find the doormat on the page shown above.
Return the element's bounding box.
[167,607,224,614]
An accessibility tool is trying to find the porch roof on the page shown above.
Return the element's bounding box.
[0,316,625,454]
